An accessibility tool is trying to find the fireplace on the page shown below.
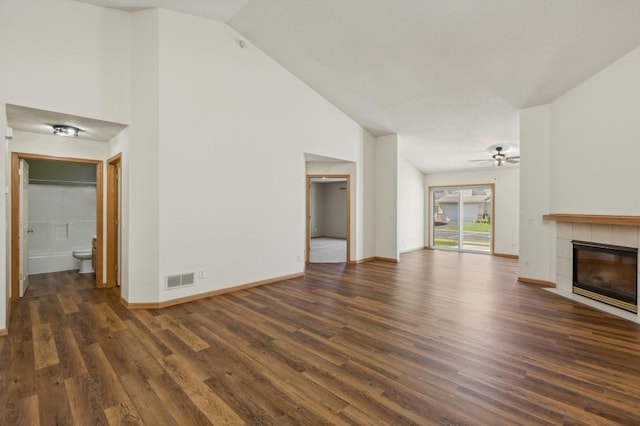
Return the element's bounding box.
[572,241,638,313]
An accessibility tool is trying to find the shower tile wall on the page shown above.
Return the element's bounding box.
[28,184,96,273]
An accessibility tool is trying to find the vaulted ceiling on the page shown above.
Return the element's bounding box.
[75,0,640,172]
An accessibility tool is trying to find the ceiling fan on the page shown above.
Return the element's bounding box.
[469,146,519,166]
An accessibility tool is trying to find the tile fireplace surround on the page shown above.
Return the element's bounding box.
[544,214,640,323]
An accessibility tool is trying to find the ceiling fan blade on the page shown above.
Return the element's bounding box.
[468,159,492,163]
[506,158,520,164]
[507,155,520,160]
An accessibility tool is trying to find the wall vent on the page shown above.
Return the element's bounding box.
[166,272,195,289]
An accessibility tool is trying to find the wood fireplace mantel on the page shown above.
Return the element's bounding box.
[543,214,640,226]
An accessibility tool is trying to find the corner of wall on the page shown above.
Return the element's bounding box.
[397,154,426,252]
[519,104,554,282]
[374,135,399,260]
[360,135,377,259]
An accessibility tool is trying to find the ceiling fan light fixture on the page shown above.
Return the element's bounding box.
[52,125,79,137]
[469,145,518,167]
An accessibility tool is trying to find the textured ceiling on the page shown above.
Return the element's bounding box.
[74,0,640,172]
[7,104,127,142]
[73,0,248,22]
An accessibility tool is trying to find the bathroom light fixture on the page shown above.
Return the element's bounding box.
[52,125,79,137]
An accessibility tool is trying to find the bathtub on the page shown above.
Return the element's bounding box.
[28,250,82,275]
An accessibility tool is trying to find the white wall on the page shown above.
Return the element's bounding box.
[519,105,553,280]
[398,156,425,252]
[362,139,377,259]
[425,166,520,256]
[520,45,640,283]
[0,0,130,124]
[309,183,323,237]
[549,46,640,215]
[0,0,130,330]
[127,9,160,303]
[322,182,348,238]
[375,135,399,260]
[154,10,373,302]
[10,132,110,161]
[309,181,348,239]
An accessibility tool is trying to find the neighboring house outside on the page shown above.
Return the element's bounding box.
[435,191,491,223]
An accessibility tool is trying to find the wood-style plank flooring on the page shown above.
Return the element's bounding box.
[2,250,640,424]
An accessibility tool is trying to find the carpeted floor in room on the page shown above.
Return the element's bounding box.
[309,237,346,263]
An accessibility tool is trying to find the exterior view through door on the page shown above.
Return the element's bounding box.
[431,185,494,253]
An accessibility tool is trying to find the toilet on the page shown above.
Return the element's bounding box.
[72,249,94,274]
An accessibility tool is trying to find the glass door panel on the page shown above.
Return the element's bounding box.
[460,187,492,252]
[432,188,460,249]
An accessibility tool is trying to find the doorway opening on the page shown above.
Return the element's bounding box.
[11,152,104,301]
[430,184,494,254]
[106,154,122,288]
[306,175,350,263]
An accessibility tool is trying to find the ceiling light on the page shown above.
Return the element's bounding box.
[52,125,79,137]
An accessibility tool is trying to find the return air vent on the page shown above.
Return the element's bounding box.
[165,272,195,289]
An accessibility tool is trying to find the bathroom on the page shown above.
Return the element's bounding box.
[26,159,97,277]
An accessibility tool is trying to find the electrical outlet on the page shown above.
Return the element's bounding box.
[198,269,205,279]
[296,255,301,263]
[524,259,530,267]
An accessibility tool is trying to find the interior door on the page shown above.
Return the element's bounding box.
[107,156,122,287]
[19,159,30,297]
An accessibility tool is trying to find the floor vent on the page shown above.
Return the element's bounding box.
[166,272,195,289]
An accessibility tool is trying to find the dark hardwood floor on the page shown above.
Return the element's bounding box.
[2,250,640,425]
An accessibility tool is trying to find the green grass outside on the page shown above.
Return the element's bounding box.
[434,239,491,248]
[434,239,458,247]
[465,241,490,247]
[449,222,491,232]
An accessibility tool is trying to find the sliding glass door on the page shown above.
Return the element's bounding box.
[431,185,493,253]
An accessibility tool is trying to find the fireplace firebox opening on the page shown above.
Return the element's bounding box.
[572,240,638,313]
